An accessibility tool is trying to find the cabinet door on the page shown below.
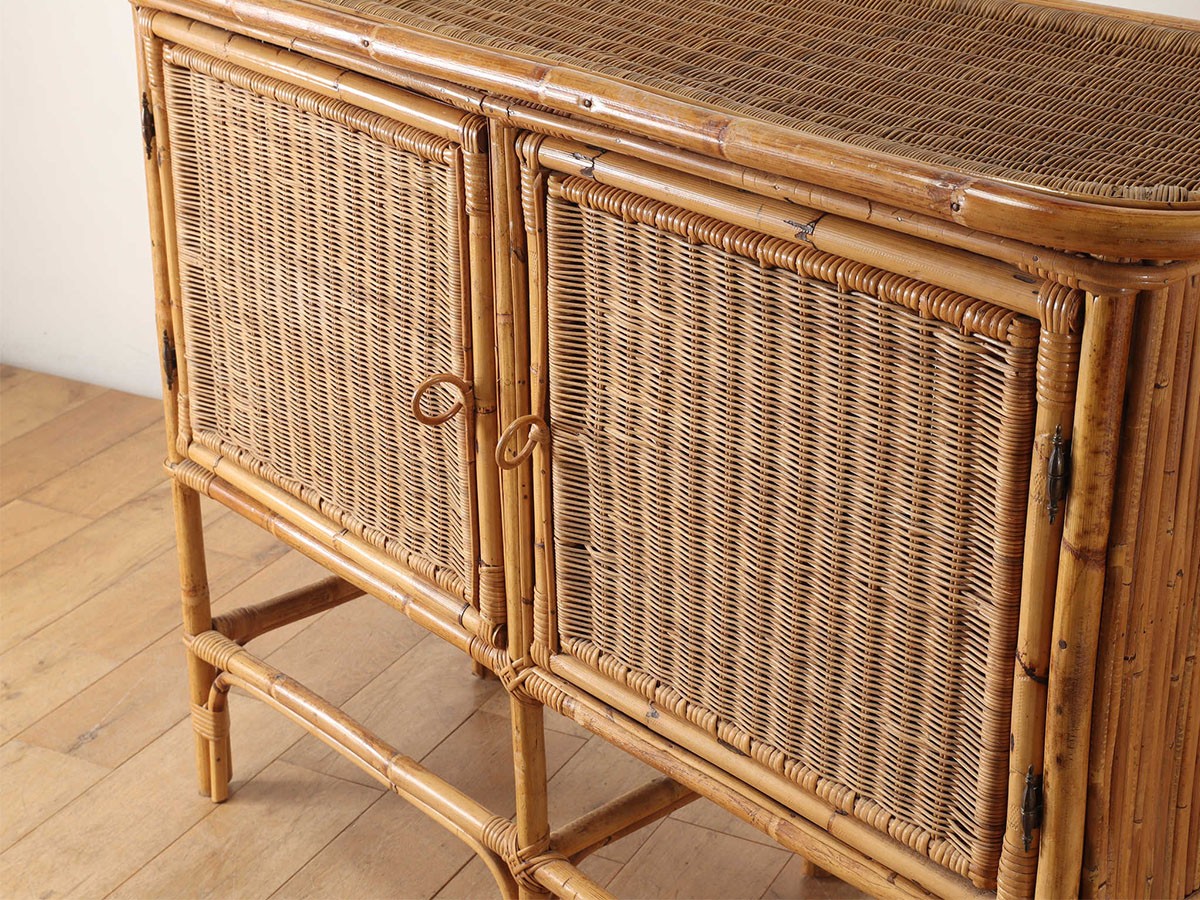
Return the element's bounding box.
[155,36,502,626]
[520,150,1046,891]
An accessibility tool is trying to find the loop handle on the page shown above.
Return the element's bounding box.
[496,415,549,470]
[411,373,473,426]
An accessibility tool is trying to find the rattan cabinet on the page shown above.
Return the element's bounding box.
[130,1,1200,897]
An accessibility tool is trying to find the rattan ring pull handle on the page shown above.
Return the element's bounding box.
[411,373,474,426]
[496,415,549,469]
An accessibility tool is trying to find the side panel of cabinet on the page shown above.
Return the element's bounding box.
[1085,273,1200,899]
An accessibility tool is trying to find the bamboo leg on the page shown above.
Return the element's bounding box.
[173,480,221,798]
[205,676,233,803]
[511,693,551,900]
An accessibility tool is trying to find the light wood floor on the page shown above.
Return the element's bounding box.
[0,366,864,900]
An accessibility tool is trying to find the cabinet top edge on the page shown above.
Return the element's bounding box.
[133,0,1200,260]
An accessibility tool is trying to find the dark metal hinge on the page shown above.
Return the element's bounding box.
[141,93,156,159]
[1021,765,1044,851]
[162,331,177,391]
[1047,425,1071,524]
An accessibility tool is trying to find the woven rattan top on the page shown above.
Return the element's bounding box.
[321,0,1200,206]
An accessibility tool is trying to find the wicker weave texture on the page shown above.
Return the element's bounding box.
[544,177,1038,887]
[326,0,1199,203]
[165,52,475,601]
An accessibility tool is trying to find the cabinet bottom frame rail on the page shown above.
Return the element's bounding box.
[184,628,609,900]
[524,662,987,900]
[168,458,506,666]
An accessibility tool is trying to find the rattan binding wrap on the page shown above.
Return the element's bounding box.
[325,0,1200,204]
[544,175,1039,888]
[164,47,477,604]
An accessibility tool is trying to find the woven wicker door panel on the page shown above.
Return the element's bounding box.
[542,176,1038,887]
[164,49,476,603]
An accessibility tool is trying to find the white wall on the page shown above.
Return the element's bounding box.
[1,0,1197,400]
[2,2,156,398]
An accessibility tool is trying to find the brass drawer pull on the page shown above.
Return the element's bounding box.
[411,373,474,426]
[496,415,549,470]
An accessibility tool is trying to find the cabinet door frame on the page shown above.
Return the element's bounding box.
[142,14,507,643]
[503,130,1093,897]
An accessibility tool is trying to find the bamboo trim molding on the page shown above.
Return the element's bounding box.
[132,0,1200,258]
[534,140,1043,319]
[144,5,1200,292]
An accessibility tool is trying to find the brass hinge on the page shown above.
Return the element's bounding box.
[162,331,177,391]
[141,93,156,159]
[1047,425,1071,523]
[1021,765,1044,851]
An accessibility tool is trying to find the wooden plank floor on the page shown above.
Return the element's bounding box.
[0,367,865,899]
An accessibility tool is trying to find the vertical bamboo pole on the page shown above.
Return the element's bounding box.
[135,7,221,798]
[491,123,535,656]
[1037,291,1136,898]
[145,20,195,460]
[1126,279,1189,896]
[132,8,180,463]
[462,126,507,659]
[510,691,551,900]
[997,284,1081,900]
[1164,275,1200,898]
[519,139,560,666]
[1082,283,1170,898]
[174,479,218,796]
[477,130,552,897]
[504,134,552,900]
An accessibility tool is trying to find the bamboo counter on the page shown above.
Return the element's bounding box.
[128,0,1200,897]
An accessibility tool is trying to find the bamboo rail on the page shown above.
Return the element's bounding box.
[523,667,949,900]
[183,628,612,899]
[150,15,480,144]
[551,778,698,863]
[151,6,1200,296]
[211,575,364,644]
[184,446,498,646]
[531,137,1042,318]
[167,459,507,672]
